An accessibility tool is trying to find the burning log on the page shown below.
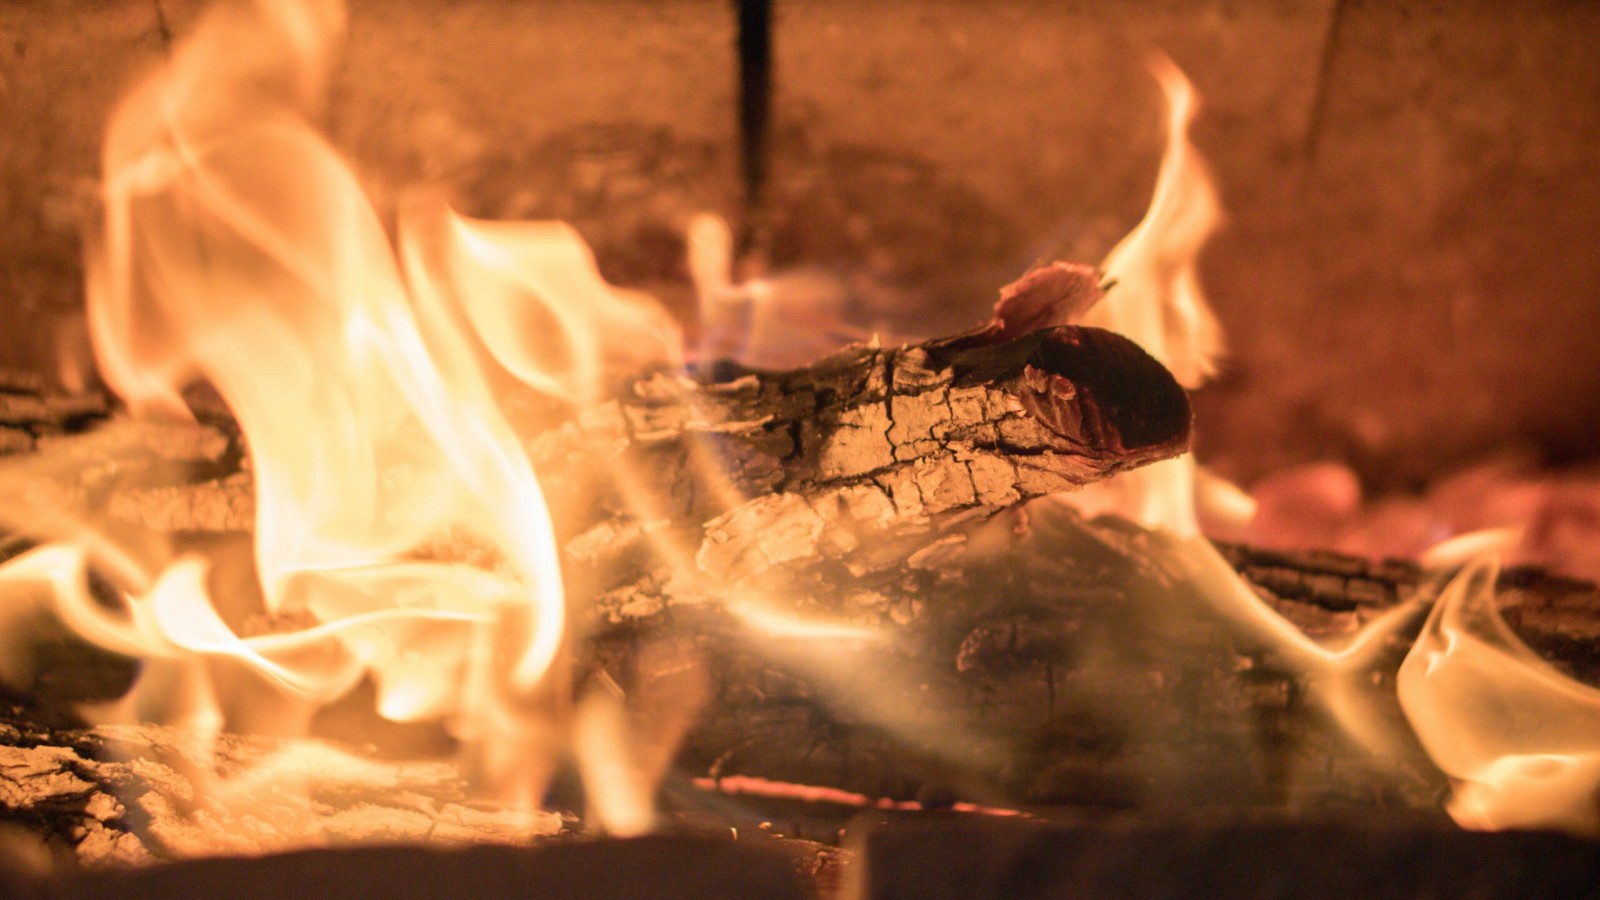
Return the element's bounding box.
[589,502,1600,813]
[0,710,566,866]
[4,261,1598,856]
[534,281,1192,594]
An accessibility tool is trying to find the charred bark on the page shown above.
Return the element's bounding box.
[588,503,1600,814]
[0,710,566,867]
[536,321,1191,597]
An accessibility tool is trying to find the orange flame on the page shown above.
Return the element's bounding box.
[1063,52,1225,537]
[1399,555,1600,837]
[1083,52,1223,389]
[401,205,682,408]
[88,0,570,712]
[0,0,692,838]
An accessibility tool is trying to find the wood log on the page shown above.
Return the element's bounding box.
[2,508,1597,862]
[3,261,1596,855]
[588,501,1600,813]
[3,265,1193,597]
[535,323,1191,597]
[0,707,566,867]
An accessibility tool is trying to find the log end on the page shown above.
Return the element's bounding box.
[935,325,1192,464]
[1023,326,1193,456]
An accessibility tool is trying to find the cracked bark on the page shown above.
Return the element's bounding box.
[535,320,1191,597]
[591,503,1600,813]
[0,712,564,866]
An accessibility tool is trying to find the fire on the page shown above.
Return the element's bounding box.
[0,0,688,844]
[1083,53,1224,391]
[89,0,571,731]
[1063,53,1224,537]
[0,0,1590,857]
[1399,554,1600,836]
[1061,54,1600,835]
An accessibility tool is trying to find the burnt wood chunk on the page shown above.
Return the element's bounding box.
[537,321,1191,590]
[599,505,1600,813]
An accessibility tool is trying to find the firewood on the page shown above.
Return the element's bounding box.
[6,268,1193,595]
[0,709,565,866]
[589,502,1600,812]
[532,319,1191,595]
[6,261,1597,851]
[3,508,1597,860]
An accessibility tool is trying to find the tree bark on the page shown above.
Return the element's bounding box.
[0,710,565,866]
[588,502,1600,812]
[533,321,1190,598]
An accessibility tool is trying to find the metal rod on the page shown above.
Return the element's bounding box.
[735,0,773,260]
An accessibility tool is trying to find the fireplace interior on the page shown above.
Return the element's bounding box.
[1,0,1599,897]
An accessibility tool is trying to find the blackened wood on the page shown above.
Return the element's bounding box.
[595,504,1600,813]
[538,320,1191,593]
[0,711,564,866]
[1214,541,1600,682]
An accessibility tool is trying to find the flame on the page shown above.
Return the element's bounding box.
[1142,528,1429,759]
[0,0,691,843]
[1063,53,1224,537]
[402,204,682,408]
[1084,53,1223,388]
[10,2,1582,850]
[1399,555,1600,837]
[88,0,571,711]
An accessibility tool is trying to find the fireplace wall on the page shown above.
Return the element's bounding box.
[2,0,1597,489]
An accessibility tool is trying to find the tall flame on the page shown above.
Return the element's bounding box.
[1067,52,1224,537]
[88,0,569,709]
[0,0,705,832]
[402,206,682,409]
[1083,53,1224,390]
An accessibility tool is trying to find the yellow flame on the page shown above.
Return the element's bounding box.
[1063,53,1225,538]
[1147,529,1429,759]
[89,0,571,702]
[0,0,717,837]
[401,204,681,408]
[1084,52,1223,388]
[1398,555,1600,837]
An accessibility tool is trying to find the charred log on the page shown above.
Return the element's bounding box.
[536,320,1191,596]
[0,710,566,867]
[587,503,1600,813]
[2,511,1598,859]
